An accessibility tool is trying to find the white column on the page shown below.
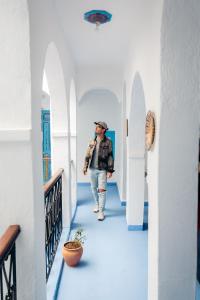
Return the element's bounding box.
[126,155,145,230]
[70,134,77,209]
[0,1,46,298]
[0,129,46,300]
[154,1,200,299]
[120,85,127,203]
[157,110,198,300]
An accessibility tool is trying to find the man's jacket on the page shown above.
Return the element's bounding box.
[83,136,115,173]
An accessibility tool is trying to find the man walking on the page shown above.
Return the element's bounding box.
[83,121,114,221]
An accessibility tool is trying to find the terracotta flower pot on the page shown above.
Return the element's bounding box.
[62,241,83,266]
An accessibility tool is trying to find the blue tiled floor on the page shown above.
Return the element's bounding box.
[57,183,148,300]
[197,282,200,299]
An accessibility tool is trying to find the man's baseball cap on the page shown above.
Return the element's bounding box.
[94,121,109,130]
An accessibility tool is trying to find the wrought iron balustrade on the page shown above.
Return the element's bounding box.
[0,225,20,300]
[44,169,64,280]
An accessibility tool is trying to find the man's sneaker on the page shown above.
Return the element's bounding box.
[93,205,99,213]
[98,211,105,221]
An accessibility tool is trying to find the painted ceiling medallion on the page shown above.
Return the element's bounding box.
[145,111,155,151]
[84,10,112,30]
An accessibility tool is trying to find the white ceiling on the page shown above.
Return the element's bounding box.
[54,0,137,68]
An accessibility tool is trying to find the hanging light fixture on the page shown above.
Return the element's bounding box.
[84,10,112,30]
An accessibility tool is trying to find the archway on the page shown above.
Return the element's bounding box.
[44,42,71,227]
[126,73,146,229]
[77,88,121,188]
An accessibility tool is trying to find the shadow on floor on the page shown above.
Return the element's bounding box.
[77,199,91,206]
[71,222,83,230]
[76,260,90,268]
[105,209,125,218]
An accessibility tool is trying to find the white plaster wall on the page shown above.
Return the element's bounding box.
[128,73,146,158]
[27,1,76,296]
[44,43,72,227]
[70,79,77,208]
[0,141,36,299]
[158,1,200,299]
[126,73,146,226]
[76,65,123,103]
[0,1,36,299]
[45,43,68,134]
[70,137,77,208]
[120,83,127,201]
[124,1,163,298]
[0,0,31,129]
[77,89,121,187]
[0,0,75,299]
[70,79,77,135]
[41,91,50,110]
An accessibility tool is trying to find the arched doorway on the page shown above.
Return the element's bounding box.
[77,88,121,188]
[126,73,146,229]
[44,42,71,227]
[41,73,51,183]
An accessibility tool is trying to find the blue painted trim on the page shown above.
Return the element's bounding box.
[52,229,70,300]
[128,225,143,231]
[121,201,148,207]
[46,227,70,300]
[105,131,115,159]
[123,199,148,231]
[196,281,200,299]
[143,223,148,231]
[71,204,78,226]
[77,182,90,186]
[50,203,78,300]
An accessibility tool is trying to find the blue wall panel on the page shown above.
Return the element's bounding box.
[106,130,115,159]
[41,109,52,183]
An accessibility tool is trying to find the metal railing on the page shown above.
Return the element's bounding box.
[0,225,20,300]
[44,169,64,280]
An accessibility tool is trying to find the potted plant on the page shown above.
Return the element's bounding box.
[62,228,86,267]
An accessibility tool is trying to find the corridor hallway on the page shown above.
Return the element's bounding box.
[57,184,148,300]
[1,1,200,299]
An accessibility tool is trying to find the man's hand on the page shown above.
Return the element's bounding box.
[107,172,112,179]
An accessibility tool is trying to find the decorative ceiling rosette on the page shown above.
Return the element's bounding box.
[84,10,112,30]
